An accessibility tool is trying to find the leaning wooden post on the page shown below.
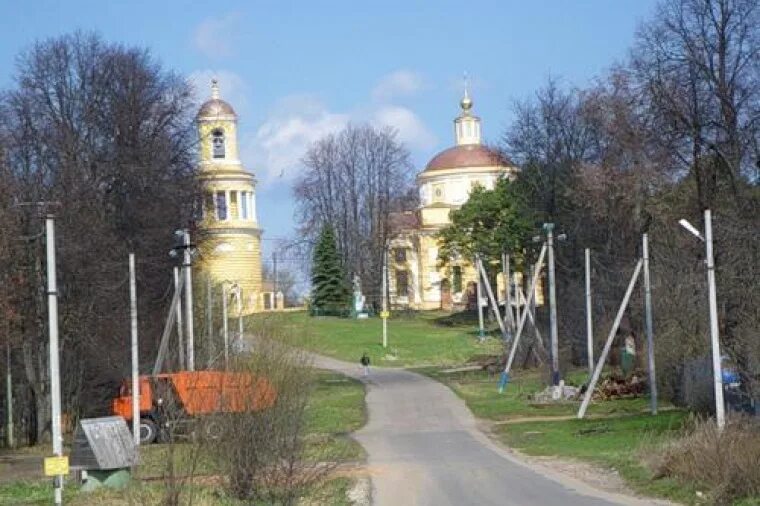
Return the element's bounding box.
[503,244,547,377]
[476,256,508,340]
[578,259,643,419]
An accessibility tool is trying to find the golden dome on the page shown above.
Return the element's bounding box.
[197,79,237,119]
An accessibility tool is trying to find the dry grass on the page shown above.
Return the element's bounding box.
[651,415,760,504]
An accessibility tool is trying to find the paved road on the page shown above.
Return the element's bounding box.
[312,354,663,506]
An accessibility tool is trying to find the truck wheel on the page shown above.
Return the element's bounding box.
[139,418,158,444]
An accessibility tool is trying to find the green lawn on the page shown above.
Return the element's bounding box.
[248,310,503,367]
[423,367,654,421]
[0,371,366,506]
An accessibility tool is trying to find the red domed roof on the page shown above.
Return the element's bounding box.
[425,144,509,172]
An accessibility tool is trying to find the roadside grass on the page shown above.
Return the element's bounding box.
[423,365,714,503]
[0,370,366,505]
[497,412,696,504]
[422,367,653,421]
[248,310,503,367]
[305,371,366,461]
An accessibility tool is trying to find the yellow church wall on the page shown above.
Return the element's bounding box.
[196,233,263,312]
[420,207,453,228]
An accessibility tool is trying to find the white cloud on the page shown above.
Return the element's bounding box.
[193,13,240,59]
[371,70,424,102]
[189,69,248,110]
[244,95,349,185]
[372,105,437,151]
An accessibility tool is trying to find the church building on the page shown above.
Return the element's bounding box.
[389,89,519,310]
[194,80,264,312]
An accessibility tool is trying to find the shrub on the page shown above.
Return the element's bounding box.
[653,415,760,504]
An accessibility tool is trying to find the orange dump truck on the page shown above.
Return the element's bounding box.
[112,370,276,443]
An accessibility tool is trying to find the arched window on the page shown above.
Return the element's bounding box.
[212,129,225,159]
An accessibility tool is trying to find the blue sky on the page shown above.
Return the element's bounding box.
[0,0,659,273]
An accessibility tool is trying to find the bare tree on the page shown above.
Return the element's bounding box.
[0,31,198,444]
[294,124,415,309]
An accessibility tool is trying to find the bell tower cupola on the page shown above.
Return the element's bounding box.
[453,74,482,146]
[197,79,241,167]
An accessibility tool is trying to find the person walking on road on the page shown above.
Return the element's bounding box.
[360,352,371,377]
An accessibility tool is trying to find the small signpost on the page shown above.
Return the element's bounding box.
[44,456,69,477]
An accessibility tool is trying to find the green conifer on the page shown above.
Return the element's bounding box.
[311,225,349,314]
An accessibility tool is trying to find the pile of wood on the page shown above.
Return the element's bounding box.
[465,354,505,374]
[590,372,647,400]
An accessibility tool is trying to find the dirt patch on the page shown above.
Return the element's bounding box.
[0,453,44,484]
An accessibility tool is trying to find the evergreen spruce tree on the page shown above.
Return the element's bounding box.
[311,225,349,314]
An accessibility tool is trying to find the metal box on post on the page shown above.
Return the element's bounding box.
[71,416,137,490]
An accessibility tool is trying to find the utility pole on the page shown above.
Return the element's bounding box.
[381,246,388,348]
[182,230,195,371]
[642,235,657,414]
[704,211,724,429]
[173,267,185,370]
[544,223,560,386]
[206,275,214,367]
[678,211,724,429]
[5,340,12,448]
[46,216,63,506]
[128,254,140,446]
[236,285,243,344]
[585,249,593,376]
[476,256,485,341]
[222,283,229,368]
[579,259,643,419]
[272,252,278,309]
[502,252,514,333]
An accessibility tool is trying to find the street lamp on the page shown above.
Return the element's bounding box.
[679,210,725,430]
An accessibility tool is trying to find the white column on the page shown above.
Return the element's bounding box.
[250,193,256,222]
[236,191,242,220]
[225,190,231,221]
[46,216,63,506]
[183,230,195,371]
[129,254,140,446]
[704,210,725,430]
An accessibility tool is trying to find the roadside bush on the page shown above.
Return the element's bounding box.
[653,416,760,504]
[208,333,337,505]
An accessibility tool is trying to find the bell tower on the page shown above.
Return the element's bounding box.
[195,80,263,312]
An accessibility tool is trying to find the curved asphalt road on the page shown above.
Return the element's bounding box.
[312,354,664,506]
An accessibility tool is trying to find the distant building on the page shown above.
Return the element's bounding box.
[389,89,519,310]
[194,80,264,312]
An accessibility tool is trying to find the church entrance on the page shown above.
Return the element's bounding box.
[440,278,452,311]
[465,281,478,311]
